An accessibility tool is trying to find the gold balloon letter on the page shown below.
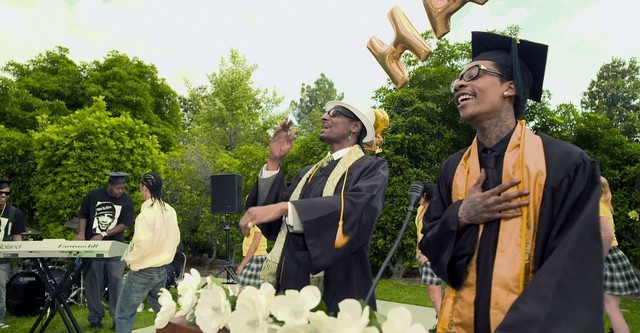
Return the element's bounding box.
[368,5,432,89]
[423,0,489,39]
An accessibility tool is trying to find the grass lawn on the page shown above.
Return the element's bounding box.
[5,278,639,332]
[375,278,640,332]
[5,302,156,332]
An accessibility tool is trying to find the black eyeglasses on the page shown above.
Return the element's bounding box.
[324,108,358,120]
[450,64,505,93]
[0,191,10,196]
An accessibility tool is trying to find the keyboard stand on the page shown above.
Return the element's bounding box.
[29,257,84,333]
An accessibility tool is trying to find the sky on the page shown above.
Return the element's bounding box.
[0,0,638,112]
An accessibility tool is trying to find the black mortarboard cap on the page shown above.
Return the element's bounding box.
[0,180,11,190]
[105,172,130,185]
[471,31,548,102]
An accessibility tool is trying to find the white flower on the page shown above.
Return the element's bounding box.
[308,311,337,333]
[175,288,198,317]
[178,268,202,296]
[334,299,379,333]
[381,307,427,333]
[154,288,177,329]
[175,269,202,317]
[276,324,313,333]
[227,284,275,333]
[271,285,321,326]
[194,282,231,333]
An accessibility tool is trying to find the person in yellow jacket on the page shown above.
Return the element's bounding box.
[115,172,180,333]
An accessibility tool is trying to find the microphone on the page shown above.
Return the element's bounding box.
[407,181,423,211]
[365,181,423,304]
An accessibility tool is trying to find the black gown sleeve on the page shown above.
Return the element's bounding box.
[419,151,478,289]
[249,167,311,241]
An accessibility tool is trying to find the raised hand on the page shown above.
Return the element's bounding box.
[458,169,530,227]
[267,117,296,170]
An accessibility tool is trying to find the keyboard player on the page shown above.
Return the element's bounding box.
[73,172,134,329]
[0,179,25,330]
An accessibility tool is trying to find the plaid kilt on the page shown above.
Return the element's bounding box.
[604,247,640,295]
[419,261,442,285]
[237,255,266,288]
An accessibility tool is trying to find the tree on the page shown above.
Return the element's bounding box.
[168,48,284,259]
[84,51,182,150]
[0,126,36,221]
[2,46,87,111]
[0,47,183,150]
[31,97,166,239]
[525,91,579,142]
[0,47,84,132]
[289,73,344,136]
[581,57,640,141]
[572,112,640,265]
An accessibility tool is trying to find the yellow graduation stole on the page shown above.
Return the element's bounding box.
[438,120,546,333]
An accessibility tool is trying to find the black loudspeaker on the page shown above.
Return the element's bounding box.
[210,174,243,214]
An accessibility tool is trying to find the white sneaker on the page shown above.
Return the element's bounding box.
[136,303,144,313]
[148,307,154,313]
[0,323,10,329]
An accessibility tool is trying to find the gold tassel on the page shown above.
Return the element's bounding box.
[334,164,351,248]
[334,219,350,248]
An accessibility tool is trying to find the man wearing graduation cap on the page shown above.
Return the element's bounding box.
[75,172,135,329]
[239,101,389,314]
[0,180,25,329]
[420,32,602,332]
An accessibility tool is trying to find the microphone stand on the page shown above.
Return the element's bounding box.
[365,203,418,304]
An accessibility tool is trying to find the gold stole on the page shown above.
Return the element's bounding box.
[438,120,546,333]
[260,146,365,286]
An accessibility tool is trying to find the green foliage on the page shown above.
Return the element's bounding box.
[289,73,344,136]
[31,97,165,238]
[572,58,640,264]
[526,94,579,142]
[0,126,36,220]
[1,47,182,150]
[169,49,283,259]
[84,51,182,150]
[581,57,640,141]
[2,46,87,112]
[573,112,640,263]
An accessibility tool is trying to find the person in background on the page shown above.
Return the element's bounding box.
[236,225,267,291]
[0,180,25,330]
[600,176,640,333]
[415,181,441,333]
[165,241,185,289]
[421,32,602,332]
[115,172,180,333]
[74,172,134,330]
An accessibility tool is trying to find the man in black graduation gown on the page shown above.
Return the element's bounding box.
[420,32,603,332]
[240,101,388,314]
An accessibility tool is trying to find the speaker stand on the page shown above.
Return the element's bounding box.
[214,214,237,284]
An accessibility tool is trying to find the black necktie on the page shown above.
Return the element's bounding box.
[475,147,502,333]
[480,149,499,190]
